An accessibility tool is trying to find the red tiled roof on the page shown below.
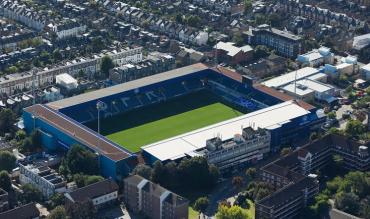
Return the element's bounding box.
[25,104,131,161]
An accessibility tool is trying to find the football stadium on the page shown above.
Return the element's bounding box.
[23,63,325,179]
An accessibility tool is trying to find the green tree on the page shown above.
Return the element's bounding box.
[193,197,209,215]
[246,168,257,180]
[327,111,336,119]
[49,193,65,209]
[132,164,152,179]
[52,49,63,61]
[280,147,292,156]
[20,184,42,203]
[232,32,244,47]
[345,119,365,137]
[100,56,114,78]
[216,205,249,219]
[15,130,27,141]
[0,151,16,172]
[0,171,11,191]
[47,206,68,219]
[65,144,99,175]
[0,109,16,134]
[232,176,244,191]
[244,0,252,15]
[254,45,270,59]
[66,200,96,219]
[335,192,360,215]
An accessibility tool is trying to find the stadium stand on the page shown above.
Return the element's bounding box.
[23,64,322,179]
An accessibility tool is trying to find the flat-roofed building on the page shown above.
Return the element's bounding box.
[19,162,66,198]
[281,79,335,103]
[244,24,302,58]
[123,175,189,219]
[196,127,271,170]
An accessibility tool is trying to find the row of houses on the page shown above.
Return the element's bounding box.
[256,134,370,219]
[109,52,176,84]
[0,0,46,31]
[0,47,143,96]
[96,0,209,46]
[279,0,365,30]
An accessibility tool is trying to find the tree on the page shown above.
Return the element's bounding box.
[246,168,257,180]
[280,147,292,156]
[151,160,165,183]
[47,206,68,219]
[345,119,365,137]
[193,197,209,215]
[244,0,252,15]
[327,111,336,119]
[49,193,65,209]
[66,200,96,219]
[216,205,249,219]
[132,164,152,179]
[232,176,244,191]
[254,45,270,59]
[0,171,11,191]
[15,130,27,141]
[20,184,42,203]
[64,144,99,175]
[0,151,16,172]
[309,132,319,141]
[232,32,244,47]
[100,56,114,78]
[0,109,16,134]
[335,192,360,215]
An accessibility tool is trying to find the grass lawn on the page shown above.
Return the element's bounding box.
[85,90,243,152]
[188,207,199,219]
[245,199,255,219]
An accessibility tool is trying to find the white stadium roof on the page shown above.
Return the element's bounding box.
[262,67,319,88]
[142,101,310,161]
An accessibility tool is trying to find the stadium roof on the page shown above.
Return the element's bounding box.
[24,104,132,161]
[142,101,311,161]
[262,67,319,88]
[47,63,209,110]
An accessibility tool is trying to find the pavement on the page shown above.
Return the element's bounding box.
[335,104,354,130]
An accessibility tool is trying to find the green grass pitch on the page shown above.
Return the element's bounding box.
[85,90,243,152]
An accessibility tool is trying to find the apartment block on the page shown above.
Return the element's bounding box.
[256,134,369,219]
[19,163,66,198]
[244,24,302,58]
[197,127,271,170]
[123,175,189,219]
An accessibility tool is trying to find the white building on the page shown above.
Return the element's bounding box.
[47,20,87,39]
[262,67,320,88]
[198,127,271,170]
[281,79,336,103]
[296,47,334,67]
[19,163,66,198]
[360,63,370,80]
[56,73,78,90]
